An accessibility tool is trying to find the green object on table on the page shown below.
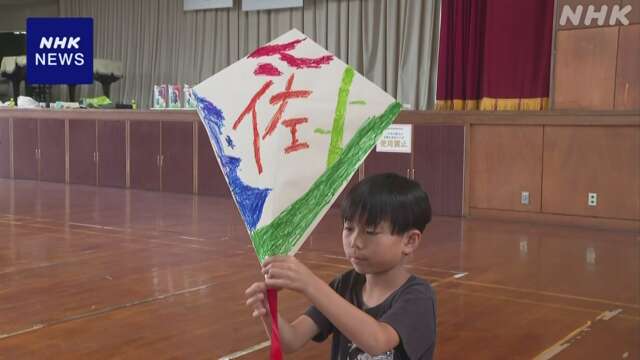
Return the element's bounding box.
[82,96,112,108]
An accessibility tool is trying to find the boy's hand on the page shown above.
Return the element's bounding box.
[245,282,270,318]
[262,256,320,295]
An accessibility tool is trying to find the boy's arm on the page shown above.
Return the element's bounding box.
[276,314,320,353]
[263,256,400,355]
[245,282,320,353]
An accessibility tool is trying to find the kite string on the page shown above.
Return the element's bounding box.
[267,289,283,360]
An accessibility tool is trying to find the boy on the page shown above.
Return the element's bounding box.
[245,173,436,359]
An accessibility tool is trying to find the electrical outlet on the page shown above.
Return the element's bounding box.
[521,191,530,205]
[588,192,597,207]
[519,240,528,255]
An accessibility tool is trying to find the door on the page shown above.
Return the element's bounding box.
[69,119,97,185]
[363,150,411,178]
[413,124,464,216]
[38,118,66,183]
[130,121,161,191]
[12,118,38,180]
[0,118,10,178]
[98,120,126,188]
[161,121,193,193]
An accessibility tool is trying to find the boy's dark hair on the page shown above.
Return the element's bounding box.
[341,172,432,234]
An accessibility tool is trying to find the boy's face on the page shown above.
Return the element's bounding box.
[342,220,414,274]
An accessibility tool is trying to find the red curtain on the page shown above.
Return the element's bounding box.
[436,0,554,111]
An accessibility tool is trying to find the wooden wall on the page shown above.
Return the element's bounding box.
[544,1,640,229]
[468,123,639,223]
[542,126,639,219]
[469,126,544,212]
[0,118,10,179]
[554,0,640,110]
[1,109,638,230]
[0,110,467,219]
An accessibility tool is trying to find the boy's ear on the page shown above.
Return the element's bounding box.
[401,230,422,255]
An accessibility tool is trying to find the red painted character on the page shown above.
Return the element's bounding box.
[233,73,312,174]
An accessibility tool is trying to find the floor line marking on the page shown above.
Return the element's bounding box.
[218,341,270,360]
[0,282,218,340]
[533,308,626,359]
[440,288,640,321]
[452,279,640,309]
[533,320,593,360]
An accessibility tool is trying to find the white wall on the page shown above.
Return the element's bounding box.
[0,0,59,32]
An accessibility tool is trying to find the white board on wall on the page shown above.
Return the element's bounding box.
[184,0,233,11]
[242,0,303,11]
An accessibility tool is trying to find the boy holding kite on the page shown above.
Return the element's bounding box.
[245,173,437,360]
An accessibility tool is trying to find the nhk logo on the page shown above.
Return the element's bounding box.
[36,37,85,66]
[559,4,633,26]
[27,17,93,84]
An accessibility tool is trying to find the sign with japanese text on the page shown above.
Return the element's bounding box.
[376,124,412,154]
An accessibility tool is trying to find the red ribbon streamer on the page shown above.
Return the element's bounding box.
[267,289,283,359]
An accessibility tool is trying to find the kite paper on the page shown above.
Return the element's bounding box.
[194,29,401,263]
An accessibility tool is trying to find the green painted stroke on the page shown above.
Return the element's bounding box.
[349,100,367,105]
[314,128,331,135]
[326,67,355,168]
[251,102,402,262]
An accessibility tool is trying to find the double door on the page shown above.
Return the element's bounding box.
[130,120,193,193]
[13,118,65,182]
[363,123,465,216]
[68,119,127,187]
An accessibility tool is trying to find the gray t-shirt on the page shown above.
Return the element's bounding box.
[305,270,436,360]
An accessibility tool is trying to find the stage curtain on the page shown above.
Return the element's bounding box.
[436,0,554,111]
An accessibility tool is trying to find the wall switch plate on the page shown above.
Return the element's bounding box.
[588,192,597,207]
[521,191,530,205]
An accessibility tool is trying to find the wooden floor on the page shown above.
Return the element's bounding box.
[0,179,638,359]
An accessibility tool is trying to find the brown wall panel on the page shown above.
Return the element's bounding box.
[469,125,543,212]
[0,118,10,178]
[363,151,411,178]
[5,111,638,227]
[542,126,640,219]
[414,124,465,217]
[197,122,228,196]
[38,118,66,183]
[98,120,126,188]
[615,24,640,110]
[13,118,38,180]
[554,27,619,110]
[621,0,640,24]
[162,121,193,194]
[416,125,444,215]
[130,121,161,191]
[69,120,96,185]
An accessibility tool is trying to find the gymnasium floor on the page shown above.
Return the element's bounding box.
[0,179,638,359]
